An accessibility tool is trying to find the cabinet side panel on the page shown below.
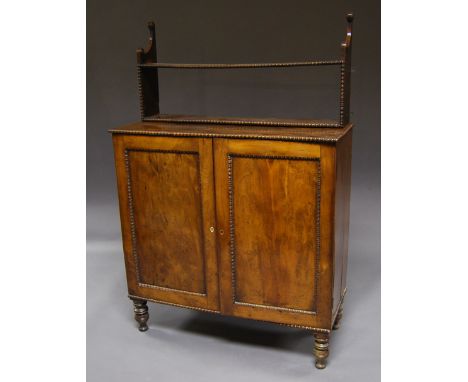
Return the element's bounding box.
[333,130,353,314]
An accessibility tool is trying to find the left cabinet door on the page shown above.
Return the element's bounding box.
[112,135,220,312]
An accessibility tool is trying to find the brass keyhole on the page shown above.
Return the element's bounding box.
[209,226,215,233]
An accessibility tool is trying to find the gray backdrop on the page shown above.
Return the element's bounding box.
[87,1,380,381]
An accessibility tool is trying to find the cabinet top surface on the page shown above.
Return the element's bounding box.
[109,119,353,144]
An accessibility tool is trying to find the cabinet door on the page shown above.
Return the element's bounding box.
[113,135,219,312]
[214,139,335,328]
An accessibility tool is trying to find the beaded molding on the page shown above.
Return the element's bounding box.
[124,148,208,297]
[144,116,342,128]
[127,294,331,333]
[110,129,350,144]
[138,60,344,69]
[137,282,206,297]
[339,62,345,126]
[128,294,220,314]
[137,67,145,121]
[226,154,321,315]
[124,149,141,283]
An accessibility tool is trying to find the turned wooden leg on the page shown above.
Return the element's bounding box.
[314,333,330,369]
[131,298,149,332]
[333,305,344,330]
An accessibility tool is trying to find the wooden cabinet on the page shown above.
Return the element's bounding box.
[111,122,353,369]
[111,14,355,370]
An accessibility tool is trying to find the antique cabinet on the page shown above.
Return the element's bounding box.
[111,14,354,370]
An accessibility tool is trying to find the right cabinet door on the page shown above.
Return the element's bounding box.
[214,138,335,328]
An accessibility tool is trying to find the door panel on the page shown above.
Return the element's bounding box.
[113,135,219,311]
[232,155,320,312]
[214,139,333,327]
[127,149,206,294]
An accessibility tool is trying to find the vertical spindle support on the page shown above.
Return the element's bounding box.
[137,21,160,120]
[340,13,353,126]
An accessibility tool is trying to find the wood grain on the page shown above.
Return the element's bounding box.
[231,154,320,312]
[112,135,220,311]
[213,139,335,327]
[127,148,206,294]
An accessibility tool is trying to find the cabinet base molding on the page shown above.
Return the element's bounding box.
[128,294,221,314]
[127,294,336,333]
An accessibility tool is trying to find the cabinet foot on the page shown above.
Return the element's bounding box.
[131,298,149,332]
[333,305,344,330]
[314,333,329,369]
